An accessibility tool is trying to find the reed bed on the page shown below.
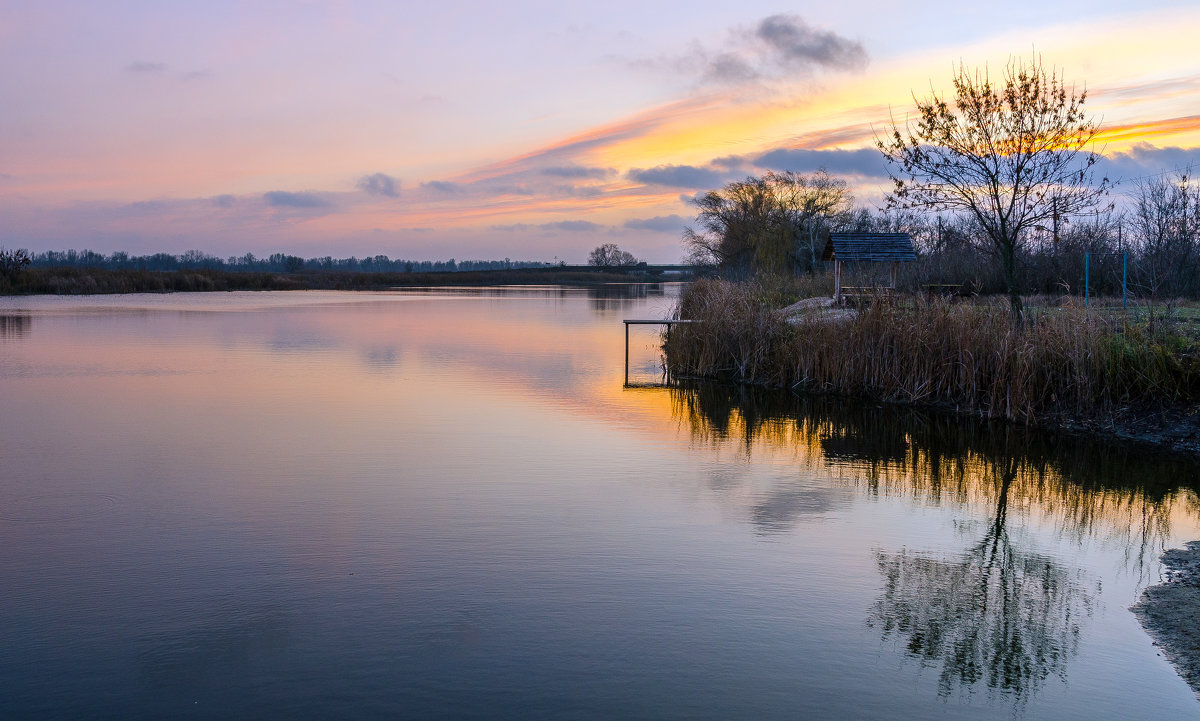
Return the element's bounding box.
[664,278,1200,423]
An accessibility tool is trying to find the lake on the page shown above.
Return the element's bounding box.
[1,285,1198,720]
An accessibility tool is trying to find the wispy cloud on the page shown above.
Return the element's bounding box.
[754,15,867,73]
[545,220,605,232]
[357,173,399,197]
[540,165,615,179]
[628,164,728,189]
[125,60,167,74]
[623,214,687,233]
[636,14,867,87]
[458,95,725,185]
[1099,143,1200,182]
[1093,73,1200,105]
[491,220,608,232]
[1094,114,1200,145]
[754,147,887,177]
[421,180,466,193]
[263,191,331,208]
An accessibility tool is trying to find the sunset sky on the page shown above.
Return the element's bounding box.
[3,0,1200,262]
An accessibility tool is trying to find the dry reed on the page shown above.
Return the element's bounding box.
[665,278,1200,422]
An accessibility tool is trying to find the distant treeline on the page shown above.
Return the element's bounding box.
[0,266,659,295]
[28,249,559,274]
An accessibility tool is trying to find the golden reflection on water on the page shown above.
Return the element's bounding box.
[669,382,1200,701]
[670,383,1200,562]
[3,289,1200,715]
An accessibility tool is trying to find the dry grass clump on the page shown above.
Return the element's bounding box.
[665,278,1200,422]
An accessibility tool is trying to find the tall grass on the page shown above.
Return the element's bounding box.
[665,278,1200,422]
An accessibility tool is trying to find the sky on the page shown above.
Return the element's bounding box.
[3,0,1200,263]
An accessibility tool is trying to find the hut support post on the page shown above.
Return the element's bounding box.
[889,262,897,290]
[833,259,842,302]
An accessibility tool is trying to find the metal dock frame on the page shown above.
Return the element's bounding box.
[623,319,696,387]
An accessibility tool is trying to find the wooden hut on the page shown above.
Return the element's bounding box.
[822,233,916,303]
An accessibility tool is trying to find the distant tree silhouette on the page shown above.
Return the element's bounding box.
[588,243,640,266]
[684,170,852,276]
[0,248,31,280]
[1130,171,1200,298]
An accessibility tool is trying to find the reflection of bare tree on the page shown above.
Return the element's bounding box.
[0,314,31,338]
[868,459,1098,702]
[671,382,1200,571]
[587,283,664,313]
[671,383,1200,701]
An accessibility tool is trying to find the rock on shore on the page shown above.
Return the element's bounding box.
[1132,540,1200,697]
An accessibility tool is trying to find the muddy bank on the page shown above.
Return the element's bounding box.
[1045,405,1200,459]
[1132,541,1200,697]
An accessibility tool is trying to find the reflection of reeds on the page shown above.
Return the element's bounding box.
[0,314,31,337]
[674,382,1200,702]
[665,279,1200,422]
[671,383,1200,570]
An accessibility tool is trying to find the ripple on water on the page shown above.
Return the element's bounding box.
[0,492,121,523]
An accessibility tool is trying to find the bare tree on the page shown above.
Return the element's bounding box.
[587,243,640,267]
[1130,172,1200,298]
[878,56,1108,317]
[683,170,852,276]
[0,248,31,280]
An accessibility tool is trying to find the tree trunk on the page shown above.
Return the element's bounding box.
[1000,240,1023,320]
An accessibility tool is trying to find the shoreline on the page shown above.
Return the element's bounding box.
[663,280,1200,461]
[670,372,1200,461]
[0,267,690,295]
[1132,541,1200,697]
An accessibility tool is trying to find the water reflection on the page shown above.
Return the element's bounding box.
[137,604,291,691]
[0,314,30,338]
[867,453,1098,703]
[587,283,665,313]
[672,383,1200,561]
[672,382,1200,700]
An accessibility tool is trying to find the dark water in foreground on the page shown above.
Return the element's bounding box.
[1,286,1199,720]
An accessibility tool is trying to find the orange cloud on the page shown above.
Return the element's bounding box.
[1094,115,1200,148]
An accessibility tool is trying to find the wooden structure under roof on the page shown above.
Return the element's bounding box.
[821,233,916,303]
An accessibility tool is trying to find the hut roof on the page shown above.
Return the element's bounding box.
[821,233,916,262]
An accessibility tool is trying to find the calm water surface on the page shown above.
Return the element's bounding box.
[1,286,1199,720]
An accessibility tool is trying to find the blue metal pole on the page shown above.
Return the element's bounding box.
[1085,252,1089,308]
[1122,252,1127,311]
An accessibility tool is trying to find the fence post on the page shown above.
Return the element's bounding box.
[1085,252,1089,308]
[1122,252,1127,311]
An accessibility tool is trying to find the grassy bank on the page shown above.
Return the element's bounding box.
[0,266,660,295]
[664,278,1200,427]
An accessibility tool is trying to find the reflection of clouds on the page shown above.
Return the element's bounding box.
[750,485,843,534]
[361,346,402,370]
[587,283,666,313]
[670,382,1200,705]
[671,382,1200,570]
[704,466,743,493]
[267,332,339,354]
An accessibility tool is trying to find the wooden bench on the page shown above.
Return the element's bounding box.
[837,286,894,305]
